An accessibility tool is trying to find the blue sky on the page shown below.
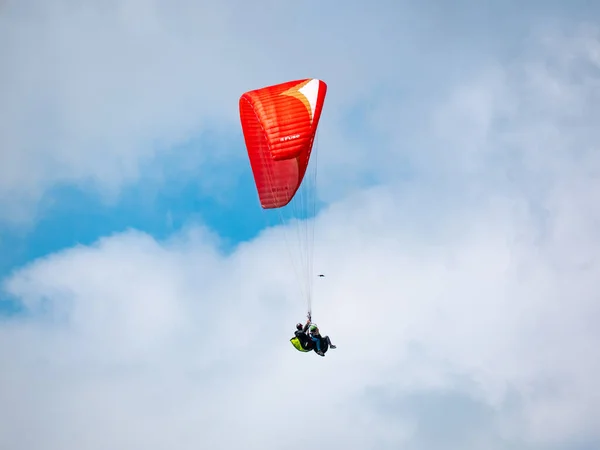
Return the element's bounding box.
[2,1,600,449]
[0,132,252,270]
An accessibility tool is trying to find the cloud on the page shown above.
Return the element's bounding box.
[2,3,600,450]
[2,170,600,449]
[4,0,593,224]
[0,0,425,222]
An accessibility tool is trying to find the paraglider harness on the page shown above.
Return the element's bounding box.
[289,313,330,354]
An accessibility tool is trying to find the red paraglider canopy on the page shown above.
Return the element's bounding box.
[239,78,327,209]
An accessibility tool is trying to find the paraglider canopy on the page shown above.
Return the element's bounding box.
[239,78,327,209]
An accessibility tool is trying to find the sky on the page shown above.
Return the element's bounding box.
[2,0,600,449]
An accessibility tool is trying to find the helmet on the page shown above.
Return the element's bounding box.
[309,325,318,332]
[296,323,303,330]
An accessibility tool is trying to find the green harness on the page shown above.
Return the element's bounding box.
[290,336,311,352]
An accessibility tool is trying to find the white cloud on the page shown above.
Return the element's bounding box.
[3,0,573,223]
[2,163,600,449]
[0,0,437,223]
[2,3,600,450]
[1,171,599,449]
